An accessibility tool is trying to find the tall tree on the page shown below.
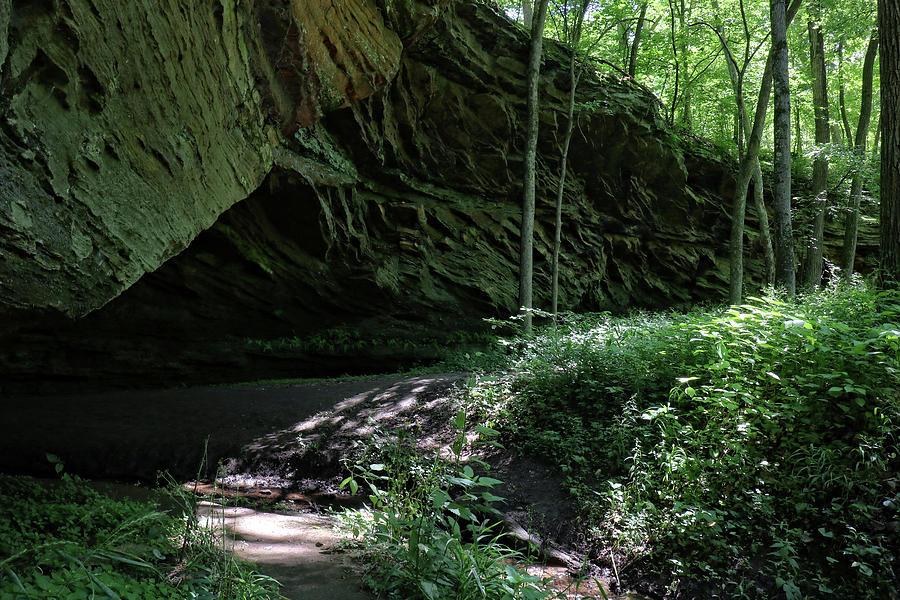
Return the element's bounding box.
[840,31,879,281]
[551,0,590,318]
[879,0,900,284]
[519,0,551,332]
[800,8,829,288]
[771,0,796,295]
[727,0,801,303]
[523,0,534,30]
[628,1,650,78]
[706,0,777,290]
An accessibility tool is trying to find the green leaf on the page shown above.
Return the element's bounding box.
[95,550,154,570]
[2,568,25,593]
[431,489,451,509]
[454,409,466,431]
[86,572,122,600]
[474,425,500,437]
[477,477,504,487]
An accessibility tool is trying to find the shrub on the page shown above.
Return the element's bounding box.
[338,412,562,600]
[0,466,280,600]
[462,285,900,599]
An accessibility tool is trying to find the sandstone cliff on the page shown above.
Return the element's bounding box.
[0,0,863,391]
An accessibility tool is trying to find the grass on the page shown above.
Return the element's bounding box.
[0,464,281,600]
[457,283,900,599]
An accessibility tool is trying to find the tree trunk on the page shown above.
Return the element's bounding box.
[711,0,776,289]
[552,0,589,318]
[837,42,855,147]
[677,0,692,127]
[519,0,550,332]
[667,0,680,126]
[840,31,879,281]
[772,0,796,295]
[730,53,775,304]
[880,0,900,285]
[801,16,829,289]
[752,161,776,284]
[727,0,801,302]
[523,0,533,30]
[628,2,649,78]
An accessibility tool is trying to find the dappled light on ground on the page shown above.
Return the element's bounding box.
[196,502,370,600]
[223,374,465,486]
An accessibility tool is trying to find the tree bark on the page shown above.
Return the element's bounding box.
[711,0,776,289]
[730,53,775,304]
[772,0,796,295]
[677,0,692,126]
[880,0,900,285]
[523,0,534,30]
[552,0,589,317]
[667,0,680,125]
[837,42,855,147]
[519,0,550,332]
[801,16,829,289]
[840,31,879,281]
[752,161,776,285]
[727,0,801,303]
[628,2,649,78]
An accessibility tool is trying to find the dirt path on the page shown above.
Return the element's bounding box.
[0,373,465,482]
[1,373,643,599]
[197,502,370,600]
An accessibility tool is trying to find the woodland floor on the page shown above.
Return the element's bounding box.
[0,374,641,599]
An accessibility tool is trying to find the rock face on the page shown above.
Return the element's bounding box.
[0,0,407,317]
[0,1,874,391]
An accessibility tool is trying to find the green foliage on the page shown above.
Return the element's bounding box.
[0,467,280,600]
[245,325,498,370]
[461,285,900,598]
[337,414,561,600]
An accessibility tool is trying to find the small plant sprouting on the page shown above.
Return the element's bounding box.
[337,411,562,600]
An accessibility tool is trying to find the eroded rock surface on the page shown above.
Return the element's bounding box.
[0,1,875,391]
[0,0,407,316]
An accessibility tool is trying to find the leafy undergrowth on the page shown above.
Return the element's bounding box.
[0,467,280,600]
[461,284,900,599]
[336,414,574,600]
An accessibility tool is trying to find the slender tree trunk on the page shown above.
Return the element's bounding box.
[678,0,692,127]
[728,0,801,302]
[711,0,776,288]
[879,0,900,285]
[730,53,775,303]
[667,0,680,125]
[552,0,588,318]
[873,114,881,156]
[628,2,649,78]
[837,42,855,147]
[519,0,550,332]
[841,31,879,281]
[801,16,829,289]
[752,162,776,284]
[772,0,796,295]
[523,0,534,30]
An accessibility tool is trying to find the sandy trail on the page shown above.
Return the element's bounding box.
[197,502,370,600]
